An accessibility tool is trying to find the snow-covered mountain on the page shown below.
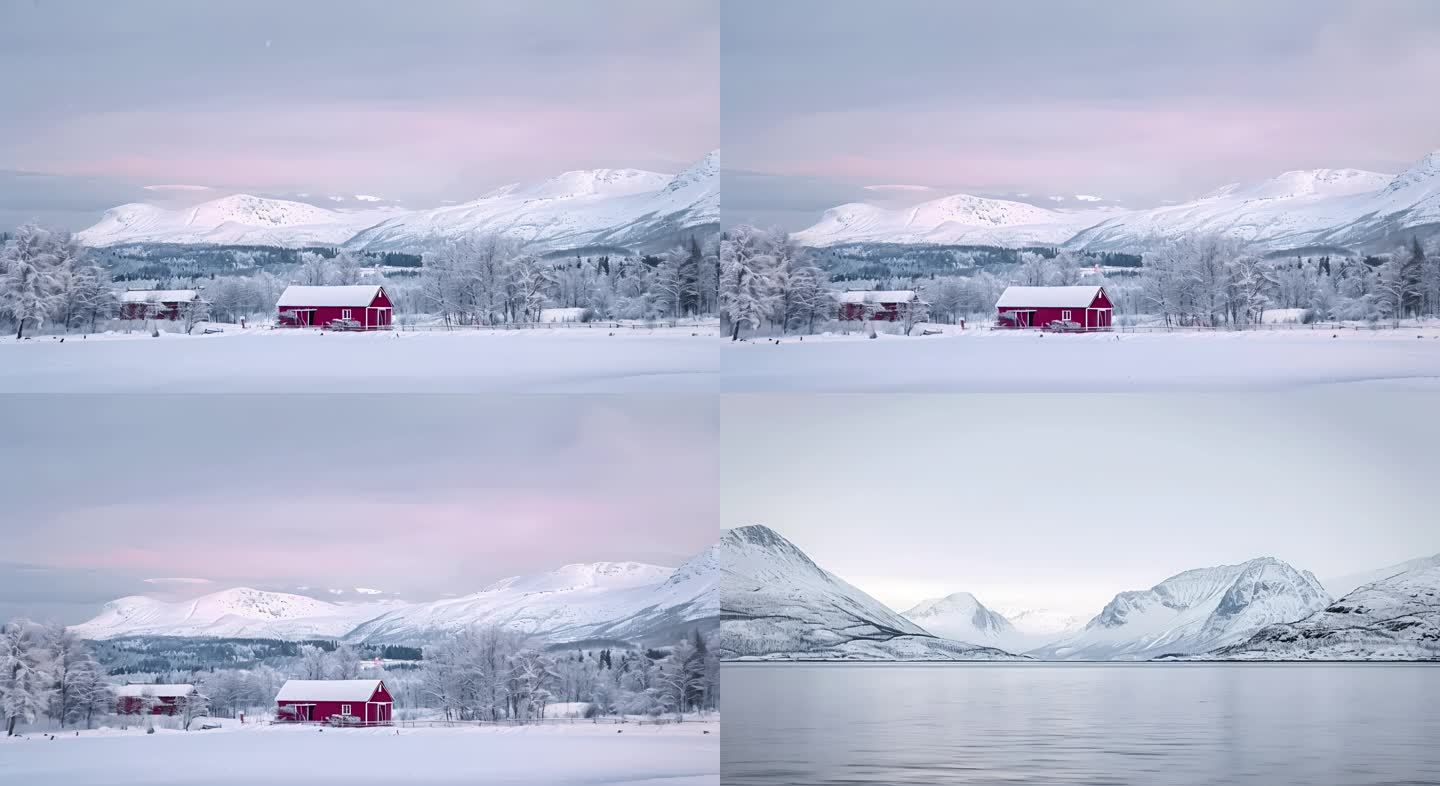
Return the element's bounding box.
[1207,563,1440,660]
[1029,557,1331,661]
[76,194,399,248]
[902,594,1085,652]
[991,605,1088,640]
[792,150,1440,253]
[344,554,716,646]
[348,151,718,253]
[792,193,1121,248]
[901,592,1029,650]
[719,525,1020,661]
[1068,163,1437,252]
[76,152,719,255]
[71,552,717,647]
[68,587,401,641]
[1323,553,1440,598]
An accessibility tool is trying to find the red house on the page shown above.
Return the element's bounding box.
[276,285,394,329]
[118,290,203,321]
[838,290,921,322]
[995,285,1113,330]
[115,683,197,715]
[275,679,394,725]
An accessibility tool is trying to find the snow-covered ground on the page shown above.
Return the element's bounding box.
[0,326,718,393]
[1,721,718,785]
[723,328,1440,392]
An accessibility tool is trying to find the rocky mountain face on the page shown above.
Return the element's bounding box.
[76,152,720,255]
[1206,563,1440,660]
[1029,557,1331,660]
[719,525,1021,661]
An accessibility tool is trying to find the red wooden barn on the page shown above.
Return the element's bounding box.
[837,290,921,322]
[275,679,394,725]
[118,290,203,321]
[276,285,394,329]
[115,683,197,715]
[995,285,1113,330]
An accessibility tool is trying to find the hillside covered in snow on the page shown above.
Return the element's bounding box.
[719,525,1021,661]
[1207,562,1440,661]
[75,151,719,255]
[793,150,1440,254]
[68,587,400,641]
[348,554,716,646]
[1029,557,1331,661]
[70,552,717,647]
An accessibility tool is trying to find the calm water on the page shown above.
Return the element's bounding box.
[722,663,1440,785]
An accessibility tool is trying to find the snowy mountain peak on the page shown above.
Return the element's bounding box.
[509,168,673,201]
[72,550,716,648]
[720,526,1022,661]
[1212,561,1440,660]
[662,150,719,195]
[1384,150,1440,193]
[792,191,1120,248]
[342,550,715,647]
[479,561,673,595]
[1202,169,1392,203]
[1033,557,1331,660]
[69,587,397,641]
[902,592,1015,645]
[721,525,825,576]
[76,153,718,253]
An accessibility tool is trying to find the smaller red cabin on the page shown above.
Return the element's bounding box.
[838,290,921,322]
[115,683,197,715]
[276,285,394,330]
[996,285,1113,330]
[118,290,203,321]
[275,679,393,725]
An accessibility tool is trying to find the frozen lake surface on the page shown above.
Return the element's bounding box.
[0,328,718,393]
[722,663,1440,785]
[722,330,1440,392]
[1,721,719,785]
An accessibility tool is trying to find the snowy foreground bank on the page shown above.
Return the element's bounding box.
[1,721,719,786]
[0,326,718,393]
[723,328,1440,392]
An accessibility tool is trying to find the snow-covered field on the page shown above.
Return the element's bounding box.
[723,328,1440,392]
[1,721,719,785]
[0,327,718,393]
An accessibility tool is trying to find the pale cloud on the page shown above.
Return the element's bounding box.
[722,0,1440,229]
[0,0,718,229]
[0,395,718,622]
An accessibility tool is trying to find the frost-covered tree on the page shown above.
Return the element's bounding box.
[1,619,53,736]
[0,224,64,338]
[720,226,780,340]
[296,644,330,680]
[327,642,363,680]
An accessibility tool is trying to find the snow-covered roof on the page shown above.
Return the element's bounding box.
[837,290,917,304]
[275,679,385,703]
[276,285,385,308]
[114,683,194,697]
[996,285,1105,308]
[118,290,200,304]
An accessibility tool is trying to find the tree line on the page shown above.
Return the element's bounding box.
[718,224,1440,337]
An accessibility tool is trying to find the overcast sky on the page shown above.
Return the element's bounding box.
[0,395,717,624]
[0,0,717,230]
[722,0,1440,230]
[722,393,1440,618]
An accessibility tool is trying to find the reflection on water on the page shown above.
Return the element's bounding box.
[722,663,1440,785]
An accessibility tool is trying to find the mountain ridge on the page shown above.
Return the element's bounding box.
[1029,557,1331,660]
[793,150,1440,253]
[75,151,719,255]
[70,555,716,647]
[719,525,1022,661]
